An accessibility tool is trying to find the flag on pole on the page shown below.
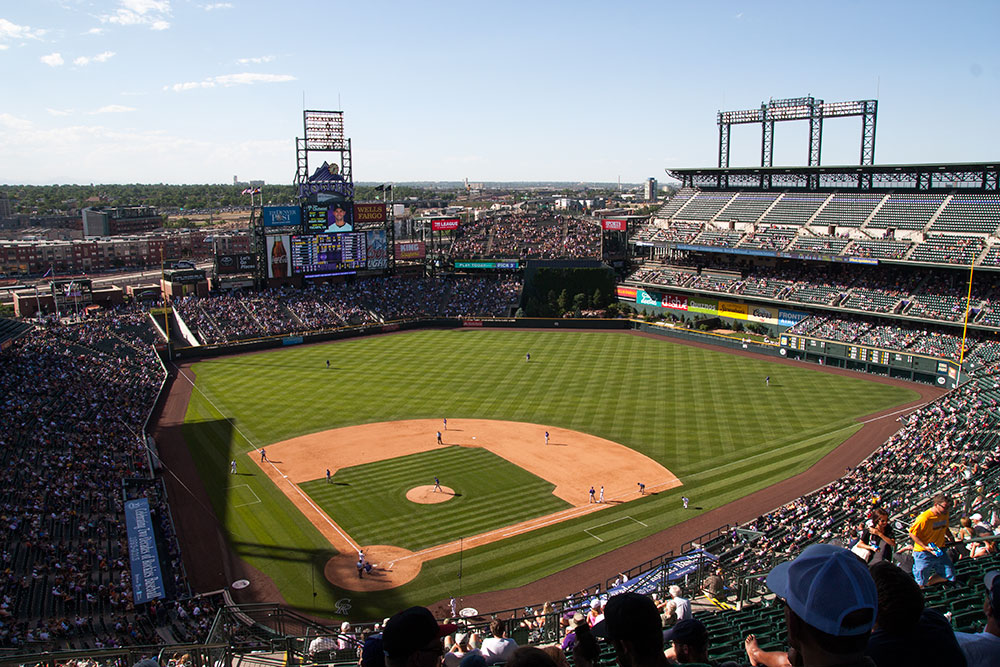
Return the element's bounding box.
[42,266,53,278]
[241,188,252,195]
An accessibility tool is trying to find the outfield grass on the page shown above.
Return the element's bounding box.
[181,329,919,618]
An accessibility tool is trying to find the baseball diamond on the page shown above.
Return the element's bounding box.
[160,328,926,620]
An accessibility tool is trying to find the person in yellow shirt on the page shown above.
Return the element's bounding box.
[908,493,956,587]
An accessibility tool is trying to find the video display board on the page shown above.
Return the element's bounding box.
[291,232,367,276]
[51,278,93,310]
[305,201,353,234]
[216,253,256,274]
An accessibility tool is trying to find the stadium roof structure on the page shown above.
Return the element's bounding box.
[667,161,1000,192]
[0,317,33,352]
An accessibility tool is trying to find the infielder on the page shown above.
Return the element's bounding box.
[434,476,442,492]
[436,431,443,445]
[589,486,596,503]
[443,417,448,430]
[638,482,646,495]
[326,469,332,483]
[260,448,267,462]
[545,431,549,445]
[599,486,605,503]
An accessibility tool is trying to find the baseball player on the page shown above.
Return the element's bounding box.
[436,430,443,445]
[545,431,549,445]
[443,417,447,430]
[230,459,237,474]
[638,481,646,495]
[326,359,330,369]
[589,486,596,503]
[765,375,770,386]
[434,476,442,492]
[599,486,605,503]
[260,448,267,462]
[326,468,332,483]
[682,496,689,509]
[526,353,530,362]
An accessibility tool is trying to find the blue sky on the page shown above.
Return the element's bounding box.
[1,1,998,185]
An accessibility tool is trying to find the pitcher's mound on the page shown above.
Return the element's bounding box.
[406,485,456,504]
[325,545,420,591]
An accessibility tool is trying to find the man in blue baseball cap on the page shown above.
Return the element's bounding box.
[765,544,877,666]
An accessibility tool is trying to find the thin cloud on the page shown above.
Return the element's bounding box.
[165,72,296,92]
[41,52,65,67]
[92,105,136,114]
[85,27,105,35]
[202,2,234,9]
[47,108,75,117]
[236,55,275,65]
[0,18,47,46]
[74,51,116,66]
[102,0,172,30]
[0,113,33,131]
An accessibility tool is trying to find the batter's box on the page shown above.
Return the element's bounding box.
[583,515,648,543]
[228,484,262,508]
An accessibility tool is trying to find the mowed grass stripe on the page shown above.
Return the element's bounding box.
[181,329,919,617]
[301,447,570,552]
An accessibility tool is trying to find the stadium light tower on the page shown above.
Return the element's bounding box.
[717,96,878,171]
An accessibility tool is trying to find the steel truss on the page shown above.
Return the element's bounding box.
[668,162,1000,192]
[717,96,877,168]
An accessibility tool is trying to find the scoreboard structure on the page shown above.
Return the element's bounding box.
[248,109,394,287]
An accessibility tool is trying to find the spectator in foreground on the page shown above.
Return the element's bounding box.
[663,618,737,666]
[383,606,457,667]
[505,647,557,667]
[953,570,1000,667]
[864,560,966,666]
[479,619,517,665]
[592,592,672,667]
[759,544,877,667]
[908,493,956,587]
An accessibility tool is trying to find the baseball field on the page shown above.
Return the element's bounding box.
[168,328,923,619]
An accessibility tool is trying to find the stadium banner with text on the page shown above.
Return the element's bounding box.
[366,230,388,269]
[662,293,688,311]
[432,217,460,231]
[636,289,660,307]
[354,203,387,224]
[688,297,718,315]
[216,253,256,274]
[124,498,165,605]
[601,219,627,231]
[395,241,426,260]
[748,304,778,324]
[717,300,748,320]
[261,205,302,230]
[266,234,292,279]
[778,308,810,327]
[616,285,638,301]
[454,260,519,269]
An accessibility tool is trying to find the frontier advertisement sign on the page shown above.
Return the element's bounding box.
[432,217,460,231]
[778,308,810,327]
[601,219,627,231]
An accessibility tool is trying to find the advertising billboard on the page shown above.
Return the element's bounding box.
[290,232,367,276]
[354,203,387,224]
[688,297,718,315]
[748,304,778,324]
[778,308,810,327]
[216,253,256,274]
[454,260,519,269]
[305,201,353,234]
[637,289,660,307]
[432,217,460,231]
[124,498,165,605]
[601,219,627,231]
[615,285,638,300]
[717,300,748,320]
[366,230,388,270]
[395,241,426,260]
[266,234,291,279]
[662,293,688,311]
[261,205,302,230]
[51,278,93,310]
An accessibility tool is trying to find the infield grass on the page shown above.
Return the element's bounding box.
[181,329,919,618]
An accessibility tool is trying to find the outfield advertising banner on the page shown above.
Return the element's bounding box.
[688,297,718,315]
[662,293,688,311]
[601,219,627,231]
[637,289,660,307]
[432,218,460,231]
[778,308,810,327]
[718,300,748,320]
[395,241,426,260]
[616,286,637,301]
[748,304,778,324]
[124,498,165,605]
[354,203,387,224]
[261,205,302,230]
[366,230,388,269]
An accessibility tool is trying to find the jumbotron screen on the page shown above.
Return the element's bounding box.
[290,233,367,276]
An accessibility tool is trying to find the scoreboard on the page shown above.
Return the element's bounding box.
[290,233,367,276]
